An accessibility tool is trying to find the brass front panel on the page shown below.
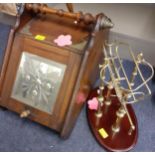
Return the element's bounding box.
[11,52,66,114]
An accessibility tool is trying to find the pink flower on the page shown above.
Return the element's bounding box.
[54,34,72,47]
[76,92,86,105]
[88,97,99,110]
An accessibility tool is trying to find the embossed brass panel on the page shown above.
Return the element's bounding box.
[11,52,66,114]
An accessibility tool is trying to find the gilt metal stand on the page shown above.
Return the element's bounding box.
[86,41,154,151]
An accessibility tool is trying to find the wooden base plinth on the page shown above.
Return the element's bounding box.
[86,88,138,152]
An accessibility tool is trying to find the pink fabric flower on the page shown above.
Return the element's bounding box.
[76,92,86,105]
[88,97,99,110]
[54,34,72,47]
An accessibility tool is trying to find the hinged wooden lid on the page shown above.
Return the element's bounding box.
[19,14,92,54]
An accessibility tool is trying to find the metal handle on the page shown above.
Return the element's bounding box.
[20,110,30,118]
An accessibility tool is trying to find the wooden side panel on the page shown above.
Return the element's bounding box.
[61,29,109,138]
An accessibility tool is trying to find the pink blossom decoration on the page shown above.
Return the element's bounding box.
[76,92,86,105]
[54,34,72,47]
[88,97,99,110]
